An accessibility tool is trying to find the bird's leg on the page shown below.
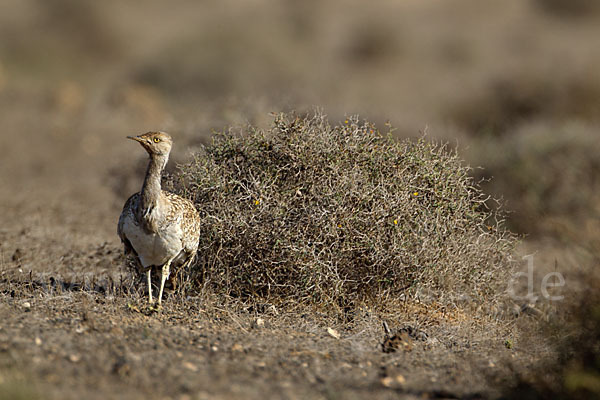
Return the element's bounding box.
[170,253,196,292]
[158,258,173,305]
[177,253,196,280]
[147,268,153,304]
[180,252,196,270]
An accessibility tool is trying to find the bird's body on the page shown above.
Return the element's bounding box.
[119,191,198,268]
[117,131,200,305]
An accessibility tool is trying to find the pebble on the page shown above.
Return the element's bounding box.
[381,377,394,387]
[381,375,406,388]
[231,343,244,352]
[182,361,198,372]
[327,327,340,339]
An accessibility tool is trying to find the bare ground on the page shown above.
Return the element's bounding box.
[0,277,527,400]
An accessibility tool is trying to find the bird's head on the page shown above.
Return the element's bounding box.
[127,131,173,156]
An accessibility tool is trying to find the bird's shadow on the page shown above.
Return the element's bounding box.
[0,273,141,297]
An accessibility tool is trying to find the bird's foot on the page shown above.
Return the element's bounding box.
[126,301,160,315]
[146,299,162,313]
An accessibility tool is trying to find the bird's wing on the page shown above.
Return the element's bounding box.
[117,193,140,255]
[163,191,200,254]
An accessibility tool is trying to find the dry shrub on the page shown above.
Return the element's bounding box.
[174,111,516,308]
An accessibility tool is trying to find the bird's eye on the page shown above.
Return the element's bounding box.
[153,137,161,143]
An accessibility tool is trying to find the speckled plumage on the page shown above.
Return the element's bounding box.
[117,131,200,305]
[118,191,200,267]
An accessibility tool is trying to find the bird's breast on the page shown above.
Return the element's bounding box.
[121,213,184,268]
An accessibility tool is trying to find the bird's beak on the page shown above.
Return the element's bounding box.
[127,135,144,143]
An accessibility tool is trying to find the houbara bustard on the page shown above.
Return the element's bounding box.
[118,131,200,305]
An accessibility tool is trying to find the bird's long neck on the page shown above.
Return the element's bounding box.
[140,153,168,215]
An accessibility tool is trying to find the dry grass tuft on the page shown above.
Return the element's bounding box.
[168,111,516,309]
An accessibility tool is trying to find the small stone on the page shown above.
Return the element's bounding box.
[182,361,198,372]
[69,354,81,363]
[22,302,31,310]
[34,337,42,346]
[381,375,405,388]
[255,318,265,327]
[327,327,340,339]
[231,343,244,352]
[381,377,394,387]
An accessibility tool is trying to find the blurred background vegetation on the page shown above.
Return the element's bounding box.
[1,0,599,396]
